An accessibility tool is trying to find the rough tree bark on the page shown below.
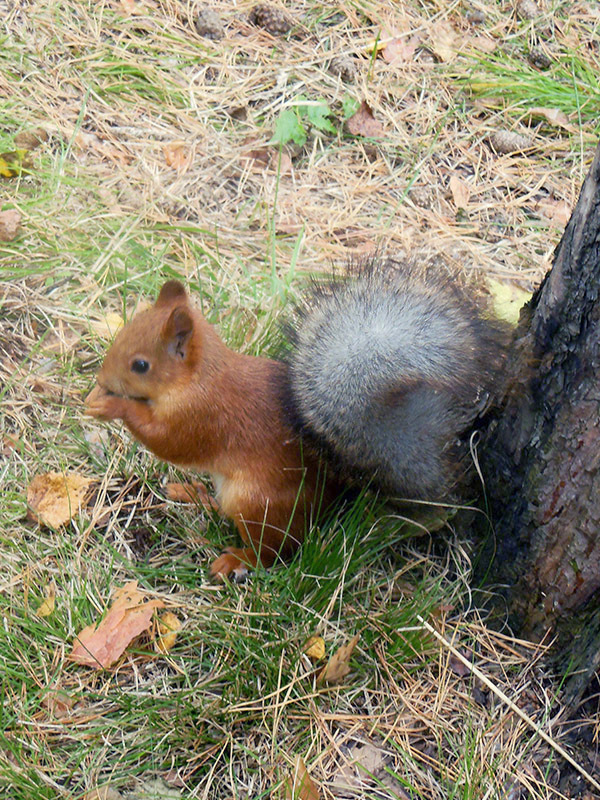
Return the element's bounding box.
[481,142,600,704]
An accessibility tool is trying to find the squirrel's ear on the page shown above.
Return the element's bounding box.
[162,307,194,359]
[156,280,187,307]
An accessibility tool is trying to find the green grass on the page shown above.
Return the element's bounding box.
[1,0,597,796]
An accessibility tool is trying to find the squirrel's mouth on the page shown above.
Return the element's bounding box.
[99,382,149,403]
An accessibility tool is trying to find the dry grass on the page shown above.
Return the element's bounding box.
[2,0,600,797]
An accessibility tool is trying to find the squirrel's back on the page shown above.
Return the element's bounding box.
[284,258,508,499]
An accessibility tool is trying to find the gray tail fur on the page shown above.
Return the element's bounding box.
[283,256,509,500]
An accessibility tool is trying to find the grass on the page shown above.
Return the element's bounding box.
[2,0,599,797]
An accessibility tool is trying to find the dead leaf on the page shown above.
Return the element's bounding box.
[346,102,384,139]
[487,278,532,325]
[527,107,570,129]
[14,128,48,150]
[155,611,182,654]
[163,141,193,174]
[2,433,21,455]
[36,583,56,617]
[284,756,320,800]
[464,34,497,54]
[332,741,386,789]
[0,149,33,178]
[0,209,22,241]
[382,34,420,64]
[449,175,471,210]
[430,22,458,62]
[449,652,472,678]
[90,312,124,340]
[40,685,76,718]
[303,635,325,661]
[84,789,123,800]
[119,0,136,14]
[535,197,572,228]
[317,633,359,686]
[70,581,164,668]
[27,471,94,529]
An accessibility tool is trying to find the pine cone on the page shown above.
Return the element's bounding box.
[488,130,534,154]
[328,55,359,83]
[195,5,225,40]
[249,4,293,36]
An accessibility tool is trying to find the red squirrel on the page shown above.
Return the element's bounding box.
[86,262,507,578]
[85,280,338,579]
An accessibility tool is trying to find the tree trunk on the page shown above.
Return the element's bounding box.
[480,142,600,704]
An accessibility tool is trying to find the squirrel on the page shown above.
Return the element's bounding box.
[85,258,508,579]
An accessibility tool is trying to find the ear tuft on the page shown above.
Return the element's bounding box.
[156,280,187,307]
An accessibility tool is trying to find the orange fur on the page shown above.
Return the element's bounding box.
[85,281,336,578]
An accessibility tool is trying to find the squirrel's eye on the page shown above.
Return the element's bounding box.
[131,359,150,374]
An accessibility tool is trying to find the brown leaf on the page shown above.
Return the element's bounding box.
[0,209,21,241]
[346,102,383,139]
[2,433,21,455]
[27,471,94,529]
[535,197,572,228]
[14,128,48,150]
[463,34,497,54]
[155,611,182,654]
[449,175,471,210]
[527,107,570,129]
[163,141,193,174]
[40,685,76,718]
[84,789,123,800]
[381,34,420,64]
[430,22,458,62]
[284,756,320,800]
[449,652,472,678]
[70,581,164,668]
[317,633,359,686]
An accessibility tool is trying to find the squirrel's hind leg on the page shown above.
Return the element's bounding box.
[209,547,260,581]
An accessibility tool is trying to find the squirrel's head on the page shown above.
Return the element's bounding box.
[96,280,209,402]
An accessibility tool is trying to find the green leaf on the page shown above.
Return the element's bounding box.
[270,109,307,146]
[341,94,360,120]
[306,102,336,134]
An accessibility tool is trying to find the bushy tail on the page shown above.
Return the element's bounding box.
[283,257,509,499]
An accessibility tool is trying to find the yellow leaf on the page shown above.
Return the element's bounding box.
[487,278,532,326]
[36,583,56,617]
[27,471,94,529]
[317,633,359,686]
[90,312,125,340]
[284,756,320,800]
[155,611,182,654]
[303,635,325,661]
[0,149,33,178]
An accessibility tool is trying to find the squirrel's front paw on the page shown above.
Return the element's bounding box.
[85,383,124,421]
[209,547,258,582]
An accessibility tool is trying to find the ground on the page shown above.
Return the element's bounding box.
[1,1,600,798]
